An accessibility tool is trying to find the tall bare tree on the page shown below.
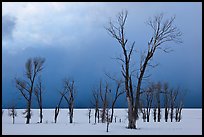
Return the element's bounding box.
[15,57,45,124]
[61,78,76,123]
[34,76,44,123]
[106,11,182,128]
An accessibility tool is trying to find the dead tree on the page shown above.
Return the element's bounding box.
[34,76,44,123]
[106,11,182,129]
[62,78,76,123]
[91,88,100,124]
[15,57,45,124]
[8,104,17,124]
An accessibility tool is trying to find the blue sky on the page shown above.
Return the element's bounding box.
[2,2,202,108]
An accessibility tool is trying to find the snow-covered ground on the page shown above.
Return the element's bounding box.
[2,108,202,135]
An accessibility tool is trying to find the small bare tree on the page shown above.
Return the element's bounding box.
[100,81,110,123]
[106,76,125,123]
[8,104,17,124]
[106,108,111,132]
[61,78,76,123]
[154,82,162,122]
[143,84,154,122]
[34,76,44,123]
[175,89,186,122]
[163,82,170,122]
[88,108,92,123]
[169,88,179,122]
[91,88,100,124]
[54,91,65,123]
[15,57,45,124]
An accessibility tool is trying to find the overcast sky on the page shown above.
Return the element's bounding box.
[2,2,202,108]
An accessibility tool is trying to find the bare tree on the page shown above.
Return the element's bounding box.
[61,78,76,123]
[99,81,110,123]
[143,84,154,122]
[15,57,45,124]
[34,76,44,123]
[106,108,111,132]
[106,11,182,128]
[154,82,162,122]
[8,104,17,124]
[91,88,100,124]
[54,91,65,123]
[175,89,186,122]
[140,101,146,122]
[106,10,136,129]
[105,75,125,123]
[169,88,179,122]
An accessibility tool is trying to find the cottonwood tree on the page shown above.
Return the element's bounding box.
[8,104,17,124]
[34,76,44,123]
[106,10,182,128]
[61,78,76,123]
[15,57,45,124]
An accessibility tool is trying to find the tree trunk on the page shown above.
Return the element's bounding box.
[157,106,160,122]
[110,105,114,123]
[12,115,15,124]
[127,97,136,129]
[40,107,43,123]
[97,110,100,123]
[26,101,31,124]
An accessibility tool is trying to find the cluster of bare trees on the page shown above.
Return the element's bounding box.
[105,10,182,129]
[89,78,124,132]
[10,10,184,131]
[141,82,185,123]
